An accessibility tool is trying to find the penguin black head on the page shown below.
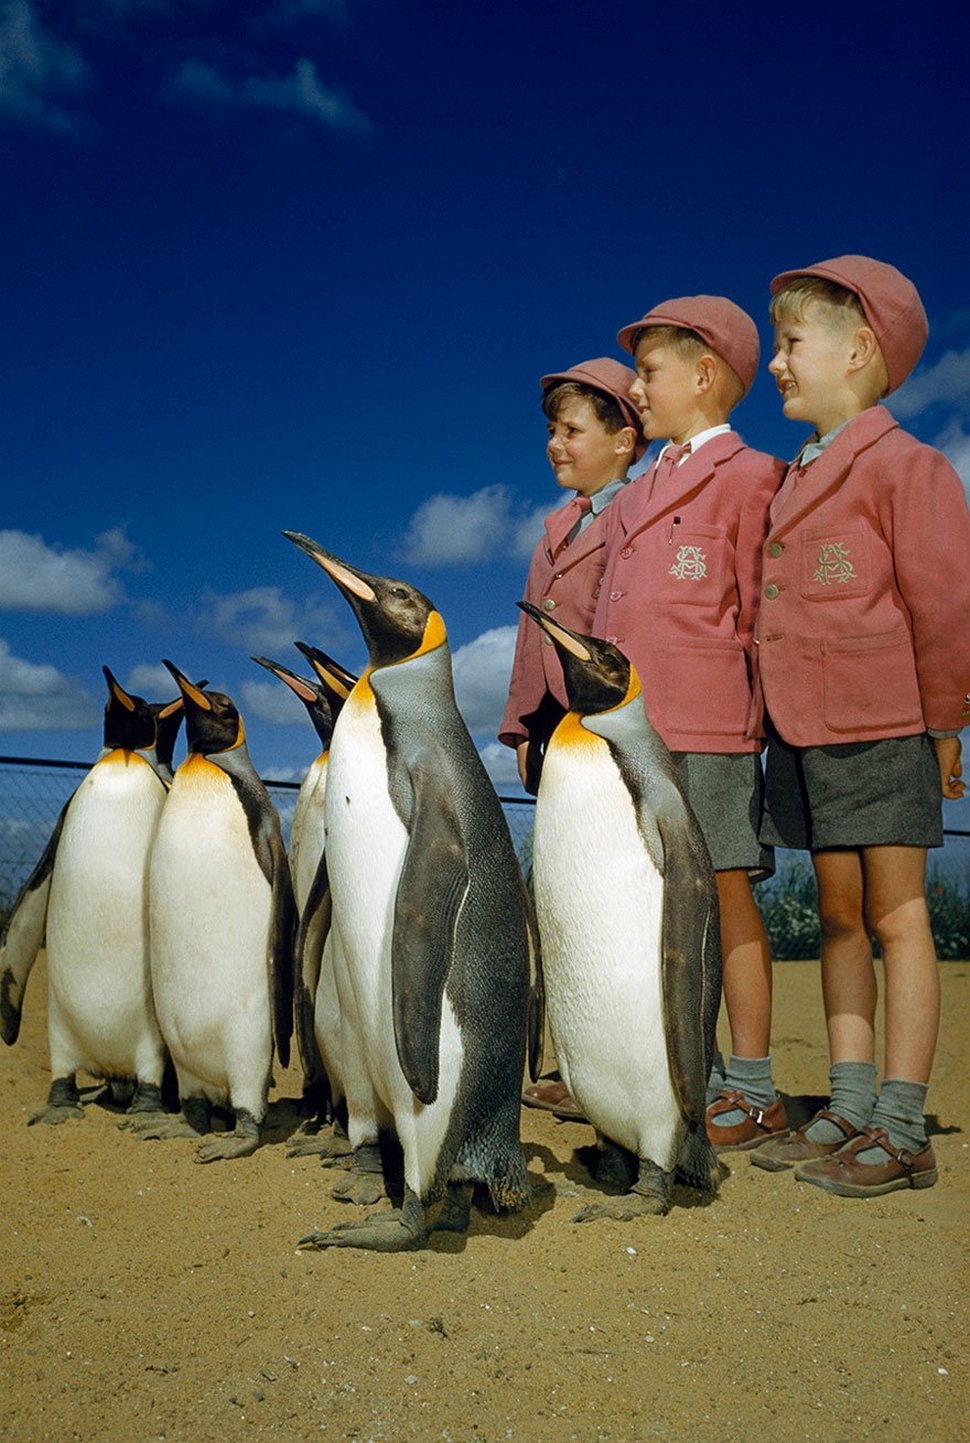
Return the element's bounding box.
[517,603,640,716]
[162,661,245,757]
[101,666,157,753]
[283,531,445,668]
[251,654,334,748]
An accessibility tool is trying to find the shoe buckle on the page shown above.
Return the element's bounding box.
[750,1105,766,1126]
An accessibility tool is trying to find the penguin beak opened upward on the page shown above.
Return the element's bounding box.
[101,666,158,753]
[162,660,245,757]
[283,530,445,668]
[517,602,641,716]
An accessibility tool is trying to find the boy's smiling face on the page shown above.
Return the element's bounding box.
[630,337,700,443]
[546,395,628,495]
[769,306,860,434]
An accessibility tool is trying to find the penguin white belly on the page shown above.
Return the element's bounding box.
[149,763,272,1115]
[534,739,682,1172]
[326,695,462,1193]
[45,754,166,1081]
[290,757,328,912]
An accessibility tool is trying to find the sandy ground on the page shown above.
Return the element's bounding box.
[1,956,967,1443]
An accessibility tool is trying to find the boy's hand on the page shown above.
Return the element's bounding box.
[933,735,964,799]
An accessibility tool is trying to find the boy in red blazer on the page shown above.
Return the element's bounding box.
[593,296,786,1151]
[749,255,970,1197]
[499,358,645,792]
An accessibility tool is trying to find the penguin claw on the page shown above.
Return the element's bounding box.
[194,1133,260,1164]
[570,1193,670,1224]
[296,1213,427,1252]
[330,1172,385,1205]
[27,1102,84,1127]
[287,1132,353,1161]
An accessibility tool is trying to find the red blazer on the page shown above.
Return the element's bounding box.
[752,406,970,747]
[593,433,784,752]
[499,494,622,747]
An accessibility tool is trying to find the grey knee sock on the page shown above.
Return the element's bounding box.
[868,1078,930,1157]
[706,1048,727,1105]
[805,1061,877,1142]
[709,1054,776,1128]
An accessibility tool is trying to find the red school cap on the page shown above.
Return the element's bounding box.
[539,356,647,458]
[615,295,761,397]
[769,254,928,393]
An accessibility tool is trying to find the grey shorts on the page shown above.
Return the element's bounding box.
[760,730,944,851]
[670,750,774,878]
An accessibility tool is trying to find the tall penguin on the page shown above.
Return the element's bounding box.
[250,647,356,1135]
[137,664,294,1162]
[284,531,540,1250]
[0,682,186,1052]
[14,668,172,1123]
[520,603,722,1219]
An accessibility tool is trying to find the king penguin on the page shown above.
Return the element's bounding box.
[283,531,541,1250]
[0,680,186,1054]
[250,647,357,1140]
[520,603,722,1219]
[136,663,295,1162]
[9,668,174,1124]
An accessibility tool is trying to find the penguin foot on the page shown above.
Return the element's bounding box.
[194,1110,260,1164]
[330,1143,385,1204]
[591,1137,638,1192]
[126,1082,166,1117]
[570,1191,669,1223]
[287,1128,354,1161]
[28,1077,84,1126]
[434,1181,474,1234]
[128,1095,212,1141]
[298,1187,431,1252]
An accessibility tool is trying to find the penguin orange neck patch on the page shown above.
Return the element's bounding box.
[415,610,447,658]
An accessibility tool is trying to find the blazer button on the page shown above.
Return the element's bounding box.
[610,590,623,601]
[543,598,556,611]
[764,583,780,600]
[620,546,633,558]
[766,541,784,558]
[553,572,563,579]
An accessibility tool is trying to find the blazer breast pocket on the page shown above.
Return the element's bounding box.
[800,526,869,600]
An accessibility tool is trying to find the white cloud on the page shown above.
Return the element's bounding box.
[933,421,970,498]
[891,347,970,420]
[0,0,90,133]
[0,528,138,613]
[125,663,180,701]
[477,740,525,794]
[198,585,348,656]
[173,55,372,133]
[0,638,101,731]
[451,625,516,734]
[401,486,549,567]
[239,678,309,725]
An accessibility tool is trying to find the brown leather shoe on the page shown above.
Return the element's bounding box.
[750,1108,860,1172]
[705,1090,788,1152]
[522,1080,587,1122]
[794,1126,938,1197]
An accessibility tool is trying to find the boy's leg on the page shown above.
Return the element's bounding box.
[815,849,877,1064]
[796,846,939,1193]
[706,870,786,1149]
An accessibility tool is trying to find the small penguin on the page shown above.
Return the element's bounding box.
[136,663,294,1162]
[11,668,173,1124]
[284,531,541,1250]
[250,647,356,1135]
[520,603,722,1219]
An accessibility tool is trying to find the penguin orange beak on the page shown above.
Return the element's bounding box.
[294,641,356,701]
[517,602,593,662]
[283,531,376,603]
[162,659,211,711]
[102,665,137,712]
[251,654,320,705]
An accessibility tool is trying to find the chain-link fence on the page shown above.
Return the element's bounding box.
[0,755,535,914]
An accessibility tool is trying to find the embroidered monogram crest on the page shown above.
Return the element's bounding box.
[814,541,856,585]
[669,545,707,581]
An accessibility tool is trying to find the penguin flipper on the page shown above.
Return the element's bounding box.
[269,832,297,1071]
[294,852,332,1092]
[655,804,722,1125]
[1,800,68,1045]
[391,758,469,1105]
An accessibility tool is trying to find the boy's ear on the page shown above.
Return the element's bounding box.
[614,425,638,458]
[696,353,717,393]
[847,325,881,373]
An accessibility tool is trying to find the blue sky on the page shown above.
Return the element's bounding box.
[1,0,968,829]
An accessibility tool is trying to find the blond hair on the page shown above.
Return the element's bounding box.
[633,324,745,410]
[771,277,888,397]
